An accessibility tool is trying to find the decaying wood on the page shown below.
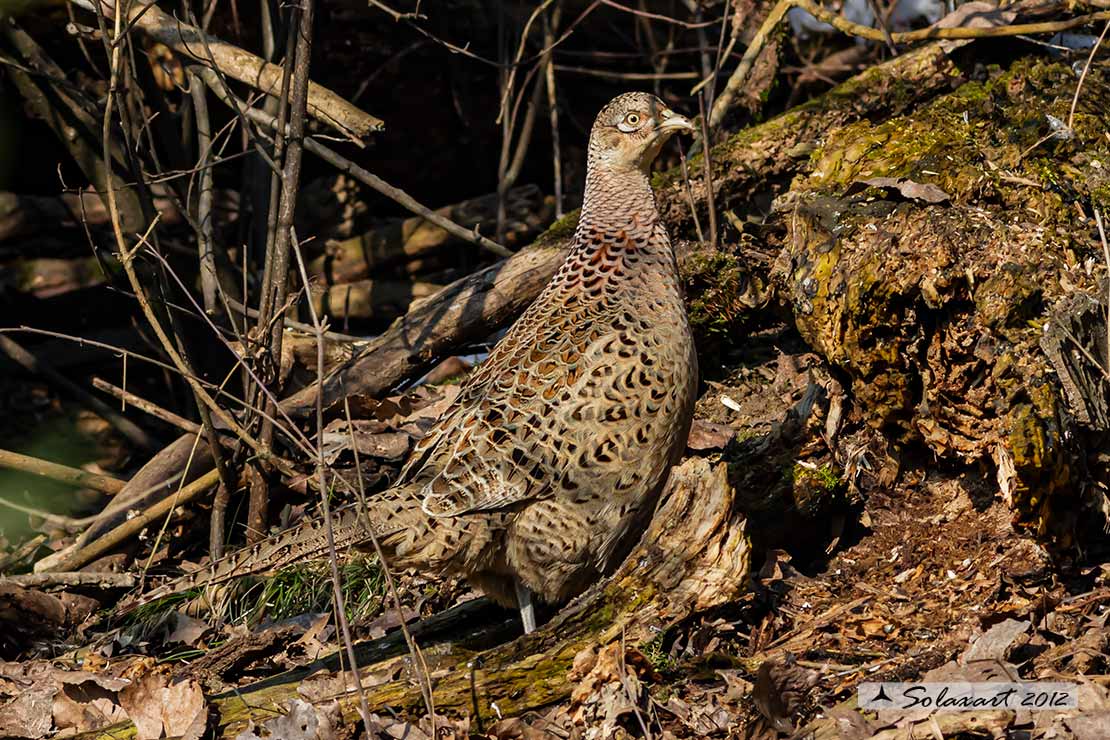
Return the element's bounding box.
[1,572,135,590]
[4,256,108,299]
[84,457,750,738]
[775,55,1110,534]
[36,468,222,574]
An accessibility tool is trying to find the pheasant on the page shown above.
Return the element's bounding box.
[120,93,698,633]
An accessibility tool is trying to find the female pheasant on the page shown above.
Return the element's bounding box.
[121,93,698,633]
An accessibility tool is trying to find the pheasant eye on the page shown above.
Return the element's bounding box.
[625,113,640,125]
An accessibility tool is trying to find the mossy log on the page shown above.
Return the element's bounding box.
[775,57,1110,537]
[83,458,749,738]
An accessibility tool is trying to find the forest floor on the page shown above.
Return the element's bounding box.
[1,326,1107,739]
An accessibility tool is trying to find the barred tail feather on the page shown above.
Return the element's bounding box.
[117,501,402,615]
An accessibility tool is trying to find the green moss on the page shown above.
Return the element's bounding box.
[790,462,845,517]
[533,208,580,246]
[684,249,760,341]
[642,630,675,674]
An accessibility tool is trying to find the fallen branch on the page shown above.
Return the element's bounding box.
[0,448,125,495]
[0,572,135,590]
[91,377,202,435]
[308,186,552,285]
[36,468,221,573]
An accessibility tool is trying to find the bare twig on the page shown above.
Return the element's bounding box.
[192,65,513,259]
[342,394,438,721]
[306,139,513,258]
[40,468,221,573]
[1095,208,1110,375]
[254,0,315,540]
[710,0,1110,128]
[543,4,564,218]
[290,225,375,729]
[92,377,201,434]
[187,68,219,316]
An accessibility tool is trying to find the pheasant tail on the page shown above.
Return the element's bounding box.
[117,493,413,615]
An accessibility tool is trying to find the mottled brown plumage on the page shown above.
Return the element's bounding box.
[121,93,698,630]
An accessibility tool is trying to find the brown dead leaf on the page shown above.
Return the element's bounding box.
[118,671,168,739]
[0,662,55,739]
[859,177,951,204]
[753,657,818,734]
[162,679,206,740]
[686,419,736,451]
[423,356,472,385]
[569,642,653,737]
[165,611,211,647]
[119,670,207,740]
[320,419,413,463]
[934,1,1019,53]
[52,687,125,734]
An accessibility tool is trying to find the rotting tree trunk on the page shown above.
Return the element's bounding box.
[83,458,749,738]
[775,56,1110,539]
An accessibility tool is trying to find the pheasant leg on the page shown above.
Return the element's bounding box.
[515,577,537,634]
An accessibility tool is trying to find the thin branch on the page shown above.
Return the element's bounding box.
[187,68,219,316]
[0,447,125,495]
[710,0,1110,128]
[194,67,514,259]
[67,0,383,140]
[543,4,564,218]
[92,376,201,434]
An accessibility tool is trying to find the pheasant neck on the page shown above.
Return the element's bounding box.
[576,163,660,244]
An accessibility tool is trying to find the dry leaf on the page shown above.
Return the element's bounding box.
[119,670,207,740]
[119,671,168,740]
[166,611,211,647]
[686,419,736,451]
[0,662,55,739]
[860,177,951,204]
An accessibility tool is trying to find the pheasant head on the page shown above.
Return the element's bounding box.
[587,92,695,173]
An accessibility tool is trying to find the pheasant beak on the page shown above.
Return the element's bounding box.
[658,110,695,133]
